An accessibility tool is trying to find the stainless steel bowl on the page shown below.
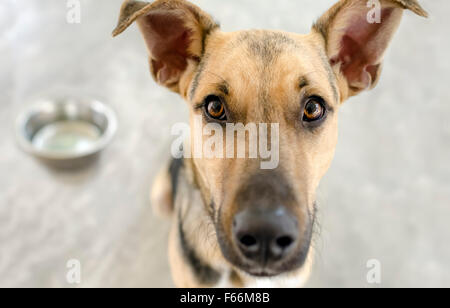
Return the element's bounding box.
[16,98,117,169]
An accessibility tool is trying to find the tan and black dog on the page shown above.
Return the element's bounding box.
[113,0,427,287]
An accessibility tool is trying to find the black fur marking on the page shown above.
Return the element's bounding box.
[318,48,339,103]
[299,76,309,89]
[178,212,222,285]
[217,82,229,96]
[189,55,209,101]
[201,23,219,57]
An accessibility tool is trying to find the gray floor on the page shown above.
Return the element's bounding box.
[0,0,449,288]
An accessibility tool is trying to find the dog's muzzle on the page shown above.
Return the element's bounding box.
[218,171,313,277]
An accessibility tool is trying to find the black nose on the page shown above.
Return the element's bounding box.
[232,208,298,266]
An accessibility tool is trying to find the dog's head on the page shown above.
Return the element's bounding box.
[114,0,427,277]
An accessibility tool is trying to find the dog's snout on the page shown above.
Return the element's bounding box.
[232,208,298,267]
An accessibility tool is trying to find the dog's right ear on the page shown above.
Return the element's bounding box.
[113,0,219,96]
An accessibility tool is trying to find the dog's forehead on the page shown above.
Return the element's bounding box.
[230,30,301,63]
[190,30,338,112]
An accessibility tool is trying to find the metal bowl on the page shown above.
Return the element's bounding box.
[16,98,117,169]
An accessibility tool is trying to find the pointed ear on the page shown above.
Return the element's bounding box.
[113,0,219,95]
[313,0,428,99]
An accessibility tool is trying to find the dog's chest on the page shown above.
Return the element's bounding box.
[212,270,309,288]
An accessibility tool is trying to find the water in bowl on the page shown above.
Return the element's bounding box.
[32,120,102,155]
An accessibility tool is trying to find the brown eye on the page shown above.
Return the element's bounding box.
[303,97,326,122]
[205,96,226,121]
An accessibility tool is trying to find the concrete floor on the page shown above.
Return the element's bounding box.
[0,0,449,288]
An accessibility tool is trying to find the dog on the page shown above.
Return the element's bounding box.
[113,0,427,288]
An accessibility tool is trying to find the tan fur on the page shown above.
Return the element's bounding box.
[150,163,174,218]
[189,30,340,250]
[114,0,428,288]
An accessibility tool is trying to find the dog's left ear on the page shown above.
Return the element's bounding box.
[314,0,428,99]
[113,0,219,95]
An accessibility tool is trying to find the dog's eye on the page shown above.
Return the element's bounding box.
[205,96,227,121]
[303,97,326,122]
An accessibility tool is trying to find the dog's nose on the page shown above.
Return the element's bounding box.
[232,207,298,266]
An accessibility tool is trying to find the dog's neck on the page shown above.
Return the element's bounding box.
[173,158,230,286]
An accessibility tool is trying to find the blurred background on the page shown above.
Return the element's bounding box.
[0,0,449,288]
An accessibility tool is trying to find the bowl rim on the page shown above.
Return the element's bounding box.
[15,98,118,161]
